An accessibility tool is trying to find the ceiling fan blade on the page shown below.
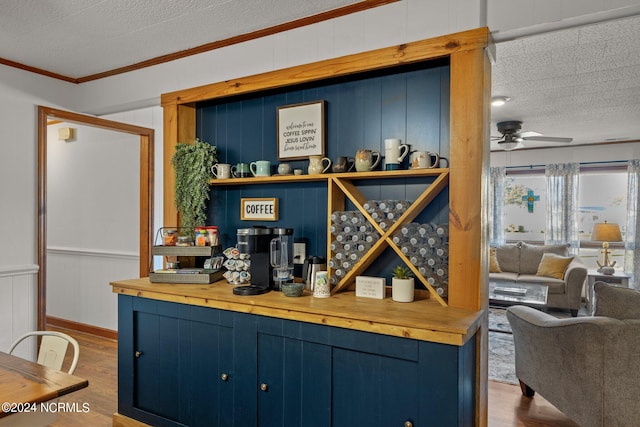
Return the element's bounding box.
[522,136,573,143]
[519,131,542,138]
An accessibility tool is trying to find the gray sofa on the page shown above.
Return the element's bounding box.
[507,282,640,427]
[490,241,587,316]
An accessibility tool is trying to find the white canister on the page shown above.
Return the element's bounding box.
[313,271,331,298]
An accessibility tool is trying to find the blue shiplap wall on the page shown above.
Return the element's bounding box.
[198,61,450,264]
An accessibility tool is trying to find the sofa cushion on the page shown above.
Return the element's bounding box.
[489,248,502,273]
[495,243,520,273]
[489,271,519,282]
[520,242,570,274]
[517,274,566,294]
[536,253,574,279]
[594,282,640,319]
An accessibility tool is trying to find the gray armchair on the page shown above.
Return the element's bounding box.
[506,282,640,427]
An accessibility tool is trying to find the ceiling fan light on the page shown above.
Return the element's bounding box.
[500,141,521,151]
[491,96,511,107]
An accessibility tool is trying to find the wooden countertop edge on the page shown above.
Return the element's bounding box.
[111,280,482,346]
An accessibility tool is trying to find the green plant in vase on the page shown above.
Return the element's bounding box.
[392,265,414,279]
[391,264,415,302]
[172,138,218,235]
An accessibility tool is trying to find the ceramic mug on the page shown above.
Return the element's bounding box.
[384,138,409,165]
[410,151,440,169]
[308,155,331,175]
[250,160,271,177]
[332,156,355,173]
[355,149,381,172]
[277,163,292,175]
[211,163,231,179]
[231,163,251,178]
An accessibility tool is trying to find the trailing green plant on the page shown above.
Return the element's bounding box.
[172,138,218,234]
[392,265,414,279]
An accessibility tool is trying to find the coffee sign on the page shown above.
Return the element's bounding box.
[277,100,326,160]
[241,198,279,221]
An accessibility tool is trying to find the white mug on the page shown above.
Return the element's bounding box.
[384,138,409,164]
[410,150,440,169]
[211,163,231,179]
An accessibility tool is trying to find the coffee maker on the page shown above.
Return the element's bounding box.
[234,227,273,295]
[270,228,294,290]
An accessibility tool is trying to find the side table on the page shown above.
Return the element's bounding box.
[586,269,630,314]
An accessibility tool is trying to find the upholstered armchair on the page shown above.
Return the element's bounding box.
[506,282,640,427]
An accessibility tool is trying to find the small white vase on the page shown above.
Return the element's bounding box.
[392,277,415,302]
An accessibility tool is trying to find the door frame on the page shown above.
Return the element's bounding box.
[37,105,155,331]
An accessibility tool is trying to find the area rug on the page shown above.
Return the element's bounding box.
[488,307,574,385]
[488,307,517,384]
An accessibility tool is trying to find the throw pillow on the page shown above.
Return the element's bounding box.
[536,253,574,279]
[489,248,502,273]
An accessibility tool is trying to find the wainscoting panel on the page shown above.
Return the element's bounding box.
[0,265,38,359]
[47,247,139,332]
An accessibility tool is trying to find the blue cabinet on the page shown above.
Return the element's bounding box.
[118,294,476,426]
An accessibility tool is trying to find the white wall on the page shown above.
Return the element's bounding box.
[1,0,638,340]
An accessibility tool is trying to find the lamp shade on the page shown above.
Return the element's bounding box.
[591,222,623,242]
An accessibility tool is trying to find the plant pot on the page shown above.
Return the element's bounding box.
[392,277,414,302]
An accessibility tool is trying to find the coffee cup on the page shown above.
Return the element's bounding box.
[211,163,231,179]
[384,138,409,166]
[231,163,251,178]
[250,160,271,177]
[332,156,355,173]
[409,151,440,169]
[355,149,381,172]
[277,163,292,175]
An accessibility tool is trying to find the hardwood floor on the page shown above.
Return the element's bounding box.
[46,326,578,426]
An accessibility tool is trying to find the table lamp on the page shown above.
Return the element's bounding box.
[591,221,623,275]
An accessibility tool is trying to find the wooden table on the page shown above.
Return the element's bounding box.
[0,351,88,418]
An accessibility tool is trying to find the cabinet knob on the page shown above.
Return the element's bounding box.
[260,383,268,392]
[404,422,413,427]
[134,351,143,358]
[221,373,229,381]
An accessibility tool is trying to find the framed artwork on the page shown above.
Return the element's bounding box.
[276,100,326,160]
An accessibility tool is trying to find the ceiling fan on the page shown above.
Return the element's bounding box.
[492,120,573,151]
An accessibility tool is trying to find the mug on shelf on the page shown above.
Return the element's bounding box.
[384,138,409,166]
[250,160,271,177]
[354,149,381,172]
[211,163,231,179]
[410,150,440,169]
[332,156,355,173]
[308,155,331,175]
[231,162,251,178]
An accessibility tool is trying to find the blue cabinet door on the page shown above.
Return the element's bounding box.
[256,321,331,427]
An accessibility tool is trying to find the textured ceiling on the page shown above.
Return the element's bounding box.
[491,14,640,149]
[0,0,361,78]
[0,1,639,149]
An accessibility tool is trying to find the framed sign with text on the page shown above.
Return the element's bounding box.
[277,100,326,160]
[241,198,279,221]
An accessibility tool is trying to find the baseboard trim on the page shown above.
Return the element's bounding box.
[46,316,118,340]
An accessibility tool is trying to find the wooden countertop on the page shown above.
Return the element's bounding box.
[111,278,483,346]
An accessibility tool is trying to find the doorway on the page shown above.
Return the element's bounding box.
[37,106,154,332]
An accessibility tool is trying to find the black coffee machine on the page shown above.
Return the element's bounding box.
[234,226,273,295]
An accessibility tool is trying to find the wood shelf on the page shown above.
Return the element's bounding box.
[209,168,448,186]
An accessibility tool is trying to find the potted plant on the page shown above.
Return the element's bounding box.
[171,138,218,235]
[392,265,415,302]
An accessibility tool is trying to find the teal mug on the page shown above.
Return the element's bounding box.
[250,160,271,177]
[232,163,251,178]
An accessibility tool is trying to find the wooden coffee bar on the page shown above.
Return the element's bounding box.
[113,27,491,427]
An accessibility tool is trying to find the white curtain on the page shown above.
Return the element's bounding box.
[625,159,640,290]
[489,167,506,246]
[545,163,580,253]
